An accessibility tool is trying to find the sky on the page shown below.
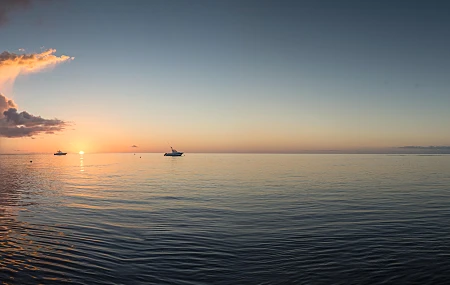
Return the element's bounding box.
[1,0,450,154]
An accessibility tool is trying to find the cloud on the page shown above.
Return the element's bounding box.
[131,145,138,148]
[0,49,74,90]
[0,93,17,111]
[0,49,74,96]
[0,48,73,138]
[0,95,68,138]
[3,107,65,127]
[0,49,74,72]
[0,0,31,26]
[18,48,25,52]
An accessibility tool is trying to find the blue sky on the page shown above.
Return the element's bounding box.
[1,0,450,153]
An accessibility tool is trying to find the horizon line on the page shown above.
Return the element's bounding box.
[1,151,450,155]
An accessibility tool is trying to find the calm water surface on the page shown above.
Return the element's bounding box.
[1,154,450,284]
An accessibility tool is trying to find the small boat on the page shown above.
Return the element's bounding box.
[54,150,67,156]
[164,147,183,156]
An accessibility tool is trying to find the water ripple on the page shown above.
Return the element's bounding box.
[1,154,450,284]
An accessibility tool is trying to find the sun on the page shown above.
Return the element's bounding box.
[79,151,84,155]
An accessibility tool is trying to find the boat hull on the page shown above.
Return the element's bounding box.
[164,152,183,156]
[54,153,67,155]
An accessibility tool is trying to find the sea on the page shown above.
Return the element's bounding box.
[1,153,450,285]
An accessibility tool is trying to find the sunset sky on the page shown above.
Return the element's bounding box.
[1,0,450,154]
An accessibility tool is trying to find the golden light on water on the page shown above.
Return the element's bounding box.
[79,151,84,155]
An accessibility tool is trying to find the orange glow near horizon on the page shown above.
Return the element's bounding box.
[1,117,449,154]
[1,127,448,154]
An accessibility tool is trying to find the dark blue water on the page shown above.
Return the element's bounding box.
[1,154,450,284]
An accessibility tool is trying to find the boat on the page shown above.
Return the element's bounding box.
[54,150,67,156]
[164,147,183,156]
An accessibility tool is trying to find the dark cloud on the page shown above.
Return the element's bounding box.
[0,125,62,138]
[0,97,68,138]
[131,145,138,148]
[0,0,31,26]
[3,108,64,127]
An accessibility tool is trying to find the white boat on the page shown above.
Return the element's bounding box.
[54,150,67,156]
[164,147,183,156]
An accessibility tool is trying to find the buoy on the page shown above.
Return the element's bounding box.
[30,160,32,163]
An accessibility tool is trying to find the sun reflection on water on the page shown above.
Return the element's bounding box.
[80,157,84,172]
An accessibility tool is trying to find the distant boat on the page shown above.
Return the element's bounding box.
[54,150,67,156]
[164,147,183,156]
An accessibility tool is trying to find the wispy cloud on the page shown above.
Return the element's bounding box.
[0,49,74,89]
[0,49,74,72]
[131,145,138,148]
